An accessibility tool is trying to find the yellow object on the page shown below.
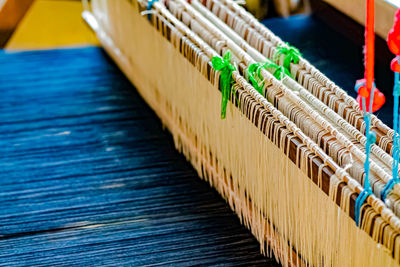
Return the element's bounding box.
[6,0,99,50]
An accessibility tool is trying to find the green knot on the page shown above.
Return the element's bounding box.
[248,60,292,94]
[274,43,302,72]
[211,50,236,119]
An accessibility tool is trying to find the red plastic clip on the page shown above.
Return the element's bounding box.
[355,78,385,112]
[391,57,400,72]
[388,10,400,55]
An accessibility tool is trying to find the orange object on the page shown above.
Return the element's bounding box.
[391,57,400,72]
[355,78,385,112]
[388,9,400,55]
[358,85,370,98]
[356,88,386,112]
[365,0,375,94]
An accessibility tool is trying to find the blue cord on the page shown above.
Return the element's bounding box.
[355,189,372,226]
[382,66,400,201]
[354,81,377,226]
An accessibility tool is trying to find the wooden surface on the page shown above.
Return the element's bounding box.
[5,0,99,50]
[0,47,280,266]
[0,0,34,30]
[321,0,397,39]
[0,0,34,47]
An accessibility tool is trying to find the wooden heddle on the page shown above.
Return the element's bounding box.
[82,0,400,266]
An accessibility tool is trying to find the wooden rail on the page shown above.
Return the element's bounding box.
[0,0,34,47]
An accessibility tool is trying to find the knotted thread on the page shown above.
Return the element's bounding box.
[247,60,291,95]
[211,50,236,119]
[274,43,302,72]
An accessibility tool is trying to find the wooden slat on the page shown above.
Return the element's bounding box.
[320,0,397,40]
[0,0,34,47]
[0,0,33,30]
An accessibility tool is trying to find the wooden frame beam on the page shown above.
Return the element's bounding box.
[0,0,34,47]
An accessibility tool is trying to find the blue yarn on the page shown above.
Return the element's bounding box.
[354,115,375,226]
[393,71,400,131]
[147,0,158,21]
[355,189,372,226]
[354,81,377,226]
[381,68,400,201]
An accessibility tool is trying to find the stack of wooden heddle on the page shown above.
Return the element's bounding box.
[82,0,400,266]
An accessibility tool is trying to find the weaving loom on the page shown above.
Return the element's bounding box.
[81,0,400,266]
